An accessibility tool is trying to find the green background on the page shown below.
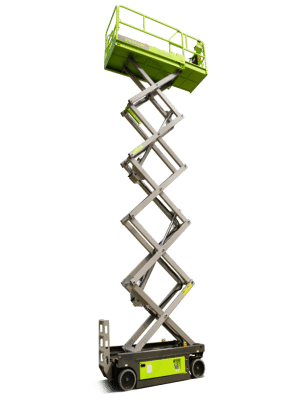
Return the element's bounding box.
[0,0,299,399]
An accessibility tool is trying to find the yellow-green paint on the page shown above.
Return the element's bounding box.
[149,45,184,65]
[139,356,186,380]
[125,107,141,125]
[104,6,208,93]
[182,283,192,296]
[133,145,143,155]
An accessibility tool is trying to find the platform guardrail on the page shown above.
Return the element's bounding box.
[105,5,207,71]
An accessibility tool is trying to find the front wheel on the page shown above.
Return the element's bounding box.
[117,368,137,391]
[191,358,205,378]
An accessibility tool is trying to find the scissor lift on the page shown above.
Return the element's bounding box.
[99,6,207,391]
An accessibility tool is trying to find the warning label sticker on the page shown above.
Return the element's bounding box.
[118,35,149,51]
[182,283,192,296]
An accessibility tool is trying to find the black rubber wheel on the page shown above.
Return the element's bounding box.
[118,368,137,391]
[191,358,205,378]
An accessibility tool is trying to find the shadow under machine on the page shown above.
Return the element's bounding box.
[99,5,208,391]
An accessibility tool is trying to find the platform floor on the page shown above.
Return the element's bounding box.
[105,34,207,93]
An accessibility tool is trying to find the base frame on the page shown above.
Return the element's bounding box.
[100,340,205,390]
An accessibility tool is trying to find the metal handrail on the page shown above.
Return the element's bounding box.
[119,21,179,47]
[105,6,117,36]
[105,5,207,71]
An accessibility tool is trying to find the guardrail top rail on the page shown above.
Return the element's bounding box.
[105,5,207,72]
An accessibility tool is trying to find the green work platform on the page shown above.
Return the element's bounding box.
[105,6,208,93]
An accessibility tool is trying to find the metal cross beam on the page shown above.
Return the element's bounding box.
[120,56,195,353]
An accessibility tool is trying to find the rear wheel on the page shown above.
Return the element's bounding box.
[191,358,205,378]
[118,368,137,391]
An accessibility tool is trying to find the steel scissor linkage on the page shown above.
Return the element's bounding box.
[120,56,195,353]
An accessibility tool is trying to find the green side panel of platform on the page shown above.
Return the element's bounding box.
[139,356,186,380]
[105,35,207,93]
